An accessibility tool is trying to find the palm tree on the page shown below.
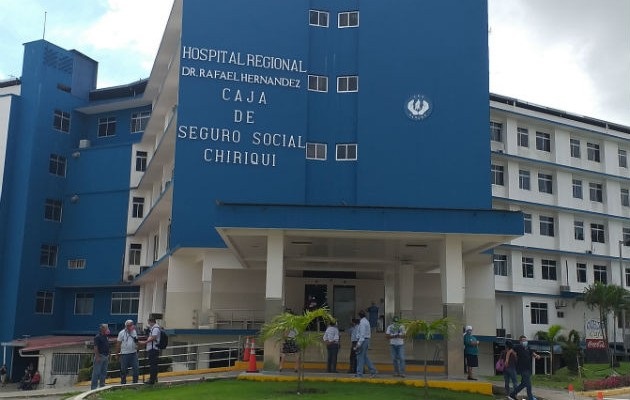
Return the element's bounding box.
[259,307,334,394]
[535,324,562,374]
[402,317,453,398]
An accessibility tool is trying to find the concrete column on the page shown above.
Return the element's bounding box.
[264,230,285,369]
[384,267,396,325]
[399,264,415,320]
[439,236,465,378]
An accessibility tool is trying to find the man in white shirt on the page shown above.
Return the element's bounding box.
[115,320,139,384]
[323,320,340,373]
[385,316,406,377]
[354,310,377,378]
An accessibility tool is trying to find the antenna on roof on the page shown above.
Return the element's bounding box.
[43,11,47,40]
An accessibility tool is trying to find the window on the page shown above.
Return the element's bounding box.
[111,292,140,314]
[589,182,603,202]
[626,267,630,287]
[519,170,530,190]
[338,11,359,28]
[53,109,70,132]
[336,144,357,161]
[522,257,534,278]
[309,10,329,27]
[40,244,58,267]
[337,76,358,92]
[587,143,600,162]
[491,164,504,186]
[572,179,583,199]
[577,263,587,283]
[128,244,142,266]
[132,197,145,218]
[523,213,532,234]
[131,111,151,133]
[153,235,160,262]
[52,353,91,375]
[49,154,67,177]
[135,151,148,172]
[620,149,628,168]
[308,75,328,92]
[36,291,54,314]
[574,220,584,240]
[44,199,62,221]
[517,127,529,147]
[590,223,606,243]
[623,227,630,245]
[490,121,503,142]
[538,173,553,194]
[621,189,630,208]
[97,116,116,137]
[570,138,581,158]
[535,131,551,152]
[542,259,557,280]
[493,254,508,276]
[306,143,327,160]
[540,215,555,237]
[67,259,86,269]
[74,293,94,315]
[594,265,607,284]
[530,302,548,324]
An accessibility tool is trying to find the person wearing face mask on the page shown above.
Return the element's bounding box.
[509,335,541,400]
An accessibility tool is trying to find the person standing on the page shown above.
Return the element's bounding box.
[366,302,379,330]
[91,324,110,390]
[354,310,377,378]
[510,335,541,400]
[386,316,406,377]
[348,318,359,373]
[502,340,518,397]
[141,318,161,385]
[116,319,139,384]
[279,328,299,372]
[323,320,340,373]
[463,325,479,380]
[0,364,7,387]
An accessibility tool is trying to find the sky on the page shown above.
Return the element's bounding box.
[0,0,628,126]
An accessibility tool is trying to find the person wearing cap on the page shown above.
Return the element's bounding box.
[385,316,406,377]
[463,325,479,380]
[116,320,139,384]
[91,324,110,390]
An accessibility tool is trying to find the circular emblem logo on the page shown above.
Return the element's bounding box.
[405,94,432,120]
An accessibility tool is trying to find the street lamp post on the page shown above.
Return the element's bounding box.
[620,240,628,362]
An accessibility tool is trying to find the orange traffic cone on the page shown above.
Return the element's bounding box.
[243,337,250,361]
[597,391,604,400]
[246,338,258,373]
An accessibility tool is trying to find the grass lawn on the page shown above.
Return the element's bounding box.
[91,379,493,400]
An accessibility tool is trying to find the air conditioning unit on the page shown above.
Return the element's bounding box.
[559,285,571,292]
[79,139,91,148]
[139,266,150,274]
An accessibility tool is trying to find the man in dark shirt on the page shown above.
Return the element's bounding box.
[509,335,540,400]
[91,324,111,390]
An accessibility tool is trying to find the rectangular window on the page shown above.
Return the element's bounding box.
[338,11,359,28]
[306,143,327,160]
[570,138,581,158]
[535,131,551,152]
[538,173,553,194]
[74,293,94,315]
[67,259,86,269]
[517,127,529,147]
[493,254,508,276]
[308,75,328,92]
[36,291,54,314]
[626,267,630,287]
[44,199,62,222]
[623,228,630,245]
[622,189,630,207]
[594,265,607,284]
[491,164,504,186]
[587,142,600,162]
[490,121,503,142]
[53,109,70,133]
[540,215,555,237]
[49,154,67,177]
[542,259,557,280]
[519,170,530,190]
[530,302,548,324]
[309,10,329,27]
[153,235,160,262]
[131,111,151,133]
[589,182,603,202]
[132,197,145,218]
[52,353,91,375]
[97,116,116,137]
[577,263,587,283]
[111,292,140,315]
[590,223,606,243]
[337,76,358,92]
[135,151,148,172]
[573,179,583,199]
[336,144,357,161]
[523,213,532,234]
[620,149,628,168]
[128,244,142,266]
[574,220,584,240]
[522,257,534,278]
[40,244,58,267]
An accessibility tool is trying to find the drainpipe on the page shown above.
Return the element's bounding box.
[18,349,46,383]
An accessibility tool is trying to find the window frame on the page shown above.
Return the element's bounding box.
[589,182,603,203]
[309,9,329,27]
[308,75,328,92]
[53,109,71,133]
[519,170,531,190]
[337,75,358,93]
[619,149,628,168]
[336,143,357,161]
[594,265,608,284]
[49,154,67,177]
[574,220,584,240]
[128,243,142,266]
[74,293,94,315]
[130,111,151,133]
[493,254,508,276]
[530,302,549,324]
[590,223,606,243]
[622,188,630,207]
[491,164,504,186]
[517,127,529,147]
[135,151,148,172]
[111,292,140,315]
[541,259,557,280]
[40,244,58,267]
[338,11,359,28]
[587,142,601,162]
[490,121,503,142]
[535,131,551,152]
[306,142,327,160]
[44,199,63,222]
[36,290,54,314]
[523,213,532,234]
[537,172,553,194]
[570,138,581,158]
[572,179,583,199]
[577,263,587,283]
[540,215,555,237]
[132,197,145,218]
[522,257,534,278]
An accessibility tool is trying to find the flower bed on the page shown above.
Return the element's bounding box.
[583,375,630,391]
